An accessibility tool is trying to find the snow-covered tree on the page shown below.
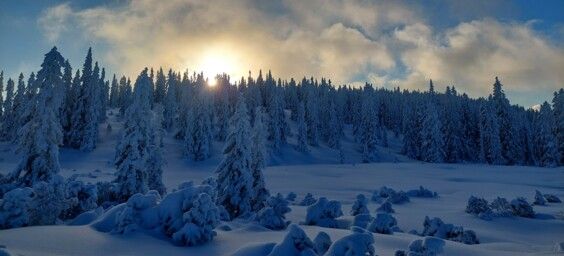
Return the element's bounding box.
[553,89,564,165]
[268,86,287,151]
[479,100,503,164]
[420,103,444,163]
[250,106,269,211]
[153,68,166,104]
[184,91,213,161]
[8,47,64,187]
[532,102,559,167]
[109,75,119,107]
[350,194,369,216]
[163,70,178,130]
[68,48,100,151]
[256,193,291,230]
[0,78,15,141]
[359,89,380,163]
[295,101,309,153]
[215,97,254,218]
[114,68,164,201]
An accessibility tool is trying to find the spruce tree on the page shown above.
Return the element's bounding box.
[295,101,309,153]
[12,73,26,140]
[9,47,64,186]
[491,77,518,164]
[109,75,119,108]
[154,68,166,104]
[268,87,287,150]
[533,102,558,167]
[163,69,178,130]
[184,90,212,161]
[552,89,564,165]
[114,68,164,200]
[359,92,379,163]
[420,103,445,163]
[1,78,15,141]
[250,106,270,211]
[479,100,503,164]
[216,97,254,218]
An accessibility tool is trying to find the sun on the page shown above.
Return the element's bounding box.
[197,48,239,86]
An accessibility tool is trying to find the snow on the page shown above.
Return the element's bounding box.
[0,113,562,255]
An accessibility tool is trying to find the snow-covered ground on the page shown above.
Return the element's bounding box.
[0,113,562,255]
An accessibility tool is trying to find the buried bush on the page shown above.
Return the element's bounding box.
[415,216,479,245]
[256,193,291,230]
[303,197,343,228]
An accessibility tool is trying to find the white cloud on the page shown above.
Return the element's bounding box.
[395,19,564,98]
[37,1,563,104]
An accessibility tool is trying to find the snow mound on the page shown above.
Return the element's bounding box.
[367,213,400,234]
[406,186,438,198]
[256,193,291,230]
[324,227,375,256]
[303,197,343,228]
[417,216,479,245]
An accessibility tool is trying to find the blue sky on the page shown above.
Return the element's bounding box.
[1,0,562,107]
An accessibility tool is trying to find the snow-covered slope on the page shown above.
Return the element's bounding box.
[0,113,562,255]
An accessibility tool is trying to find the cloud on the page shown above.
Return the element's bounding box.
[37,3,73,42]
[37,0,563,105]
[394,19,564,99]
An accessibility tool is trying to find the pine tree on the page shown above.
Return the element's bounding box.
[98,68,108,122]
[68,48,99,151]
[0,71,4,119]
[250,105,270,211]
[109,75,119,108]
[12,73,26,140]
[305,83,319,146]
[59,61,73,139]
[119,76,133,116]
[359,92,379,163]
[268,87,287,151]
[8,47,64,186]
[479,100,503,164]
[420,102,444,163]
[532,102,558,167]
[114,69,164,200]
[1,78,15,141]
[402,103,422,159]
[553,89,564,165]
[491,77,518,164]
[295,101,309,153]
[163,69,178,130]
[185,90,212,161]
[215,97,254,218]
[154,68,166,104]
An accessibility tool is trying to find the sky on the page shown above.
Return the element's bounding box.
[0,0,563,107]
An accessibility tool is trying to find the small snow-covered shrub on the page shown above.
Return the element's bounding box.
[376,201,395,213]
[407,186,438,198]
[268,224,316,256]
[533,190,546,206]
[62,180,98,220]
[490,197,513,217]
[313,231,332,255]
[325,226,375,256]
[465,196,492,220]
[171,193,220,246]
[371,186,394,202]
[299,193,317,206]
[96,181,119,209]
[367,213,399,234]
[404,237,445,256]
[29,177,70,226]
[350,194,369,216]
[304,197,343,228]
[544,193,561,203]
[419,216,479,245]
[352,213,373,229]
[0,187,33,229]
[387,191,410,205]
[286,192,297,202]
[510,197,535,218]
[112,192,160,234]
[256,193,291,230]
